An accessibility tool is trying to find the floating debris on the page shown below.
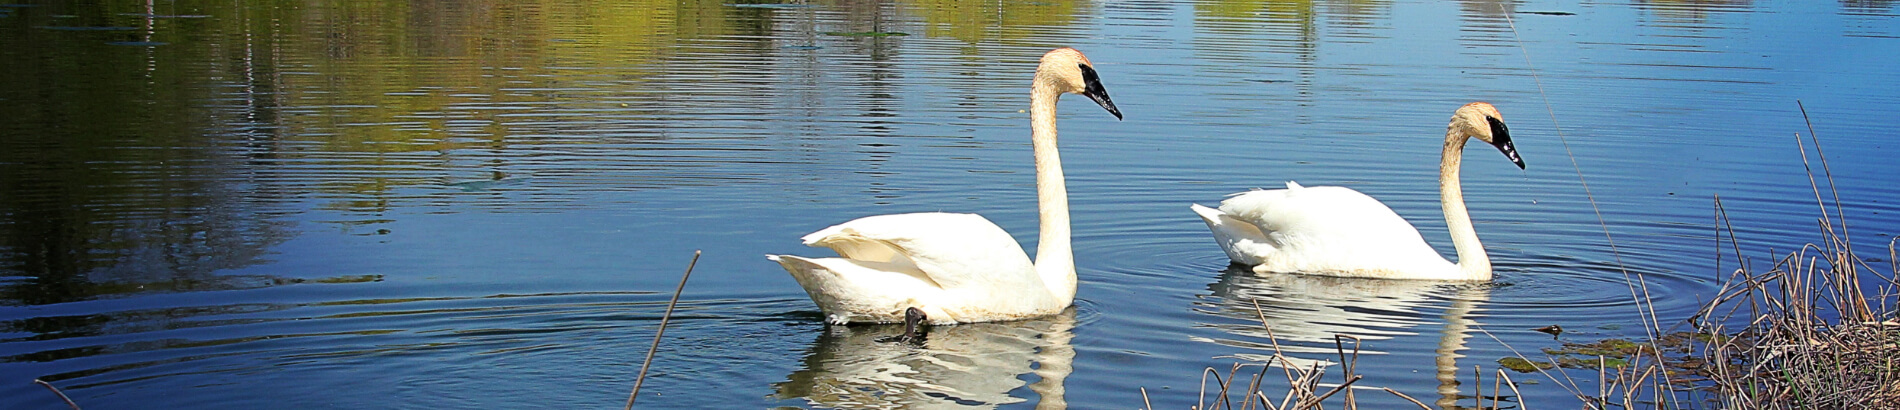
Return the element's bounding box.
[312,274,385,284]
[117,13,211,18]
[447,175,530,191]
[823,31,908,37]
[1519,10,1577,16]
[36,25,139,31]
[1533,324,1564,336]
[725,3,817,8]
[1498,357,1556,372]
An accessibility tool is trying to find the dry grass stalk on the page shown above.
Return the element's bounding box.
[1155,299,1522,409]
[624,250,701,409]
[1675,109,1899,408]
[1587,107,1900,409]
[34,379,83,410]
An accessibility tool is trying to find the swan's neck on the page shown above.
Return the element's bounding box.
[1030,84,1077,305]
[1440,128,1492,280]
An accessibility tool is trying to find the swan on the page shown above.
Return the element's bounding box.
[767,48,1122,325]
[1190,102,1522,281]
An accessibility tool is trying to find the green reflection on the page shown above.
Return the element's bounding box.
[1192,0,1392,101]
[0,0,809,308]
[0,0,1108,310]
[0,1,295,306]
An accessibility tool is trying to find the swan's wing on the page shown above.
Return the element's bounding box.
[1190,203,1274,266]
[1218,184,1405,236]
[1216,184,1439,264]
[801,212,1036,290]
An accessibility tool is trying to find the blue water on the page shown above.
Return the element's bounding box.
[2,0,1896,408]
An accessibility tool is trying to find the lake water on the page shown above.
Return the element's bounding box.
[2,0,1897,408]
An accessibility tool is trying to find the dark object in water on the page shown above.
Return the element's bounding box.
[877,308,930,346]
[1519,10,1577,16]
[1534,324,1564,336]
[1498,357,1557,372]
[823,31,909,37]
[724,3,818,8]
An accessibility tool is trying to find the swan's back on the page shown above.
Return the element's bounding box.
[1215,183,1456,277]
[801,212,1038,291]
[772,212,1059,323]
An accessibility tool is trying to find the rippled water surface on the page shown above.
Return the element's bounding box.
[3,0,1897,408]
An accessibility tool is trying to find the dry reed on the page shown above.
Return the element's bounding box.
[624,250,701,409]
[1547,103,1898,409]
[1143,299,1525,410]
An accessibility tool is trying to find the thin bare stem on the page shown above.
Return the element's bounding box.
[625,250,701,409]
[1797,100,1851,247]
[1334,334,1361,409]
[1499,369,1524,410]
[1475,365,1484,410]
[1475,326,1588,400]
[34,379,82,410]
[1299,374,1363,408]
[1383,387,1432,410]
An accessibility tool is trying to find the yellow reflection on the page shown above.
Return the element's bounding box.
[1635,0,1754,25]
[904,0,1090,44]
[1194,0,1389,34]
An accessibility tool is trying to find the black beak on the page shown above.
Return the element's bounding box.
[1486,116,1524,169]
[1078,63,1122,120]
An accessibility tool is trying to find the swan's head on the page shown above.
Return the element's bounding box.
[1453,102,1523,169]
[1037,48,1122,120]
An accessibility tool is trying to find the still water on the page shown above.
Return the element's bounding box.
[2,0,1897,408]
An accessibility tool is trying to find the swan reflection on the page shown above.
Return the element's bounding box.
[1196,266,1489,407]
[774,309,1076,409]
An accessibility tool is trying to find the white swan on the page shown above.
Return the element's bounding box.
[1190,102,1522,281]
[767,48,1122,324]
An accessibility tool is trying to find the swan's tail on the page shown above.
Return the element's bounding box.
[1189,203,1272,266]
[768,254,868,324]
[1188,203,1225,226]
[769,254,950,324]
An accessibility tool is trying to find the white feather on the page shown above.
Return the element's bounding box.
[770,213,1057,324]
[1190,103,1515,281]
